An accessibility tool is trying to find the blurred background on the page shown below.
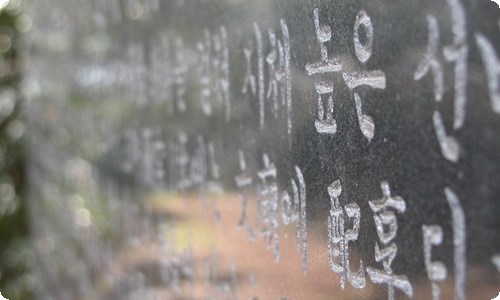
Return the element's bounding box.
[0,0,30,299]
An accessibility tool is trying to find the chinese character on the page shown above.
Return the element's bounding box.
[327,179,365,289]
[257,153,280,262]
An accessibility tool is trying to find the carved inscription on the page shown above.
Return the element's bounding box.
[34,1,500,299]
[414,0,468,163]
[306,8,386,141]
[366,182,413,300]
[327,180,365,289]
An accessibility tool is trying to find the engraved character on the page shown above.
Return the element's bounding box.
[281,166,307,274]
[197,30,213,116]
[243,21,291,133]
[265,21,292,140]
[327,179,366,289]
[281,20,293,142]
[366,181,413,300]
[422,225,447,300]
[414,15,459,162]
[443,0,468,130]
[476,33,500,114]
[421,188,466,300]
[189,136,208,188]
[174,132,191,190]
[219,27,231,121]
[255,23,266,129]
[257,153,280,262]
[197,27,230,120]
[173,37,187,112]
[206,141,222,193]
[305,7,343,135]
[235,149,255,241]
[211,27,231,121]
[445,188,466,300]
[266,30,282,118]
[206,141,223,223]
[141,127,165,188]
[242,40,256,96]
[414,15,444,103]
[342,10,386,141]
[414,0,468,162]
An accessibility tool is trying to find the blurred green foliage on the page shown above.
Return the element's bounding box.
[0,1,31,299]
